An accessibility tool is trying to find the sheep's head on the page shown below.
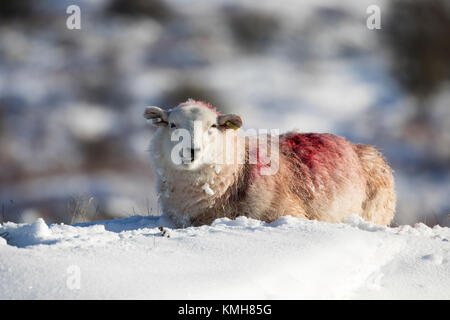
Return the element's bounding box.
[144,100,242,170]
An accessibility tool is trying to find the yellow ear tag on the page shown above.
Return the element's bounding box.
[225,121,240,130]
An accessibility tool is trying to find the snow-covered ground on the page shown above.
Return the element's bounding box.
[1,215,449,299]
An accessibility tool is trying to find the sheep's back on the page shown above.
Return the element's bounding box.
[278,132,367,220]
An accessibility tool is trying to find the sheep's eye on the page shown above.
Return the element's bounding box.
[211,124,217,128]
[170,123,176,128]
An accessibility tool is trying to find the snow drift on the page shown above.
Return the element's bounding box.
[0,215,449,299]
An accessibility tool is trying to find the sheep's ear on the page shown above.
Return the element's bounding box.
[144,106,168,127]
[218,114,243,130]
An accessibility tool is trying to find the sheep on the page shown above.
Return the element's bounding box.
[144,99,396,227]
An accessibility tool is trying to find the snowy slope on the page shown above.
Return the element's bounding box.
[0,215,449,299]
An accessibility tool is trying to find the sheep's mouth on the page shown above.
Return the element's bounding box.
[179,148,200,165]
[180,156,205,170]
[180,161,200,171]
[181,159,194,165]
[181,155,196,165]
[181,157,200,165]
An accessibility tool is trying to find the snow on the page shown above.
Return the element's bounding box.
[1,215,449,299]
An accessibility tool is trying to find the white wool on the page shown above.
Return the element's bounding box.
[202,183,215,196]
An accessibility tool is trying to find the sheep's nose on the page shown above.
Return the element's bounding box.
[189,148,201,162]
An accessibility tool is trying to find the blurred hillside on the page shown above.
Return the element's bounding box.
[0,0,449,226]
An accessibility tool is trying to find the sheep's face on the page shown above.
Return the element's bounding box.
[144,101,242,170]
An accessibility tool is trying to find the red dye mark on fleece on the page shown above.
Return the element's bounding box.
[281,133,343,170]
[178,99,221,115]
[249,137,272,177]
[256,143,264,175]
